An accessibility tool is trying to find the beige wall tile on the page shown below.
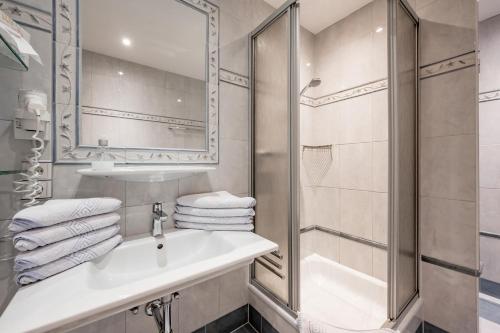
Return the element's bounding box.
[315,187,340,230]
[420,67,476,138]
[479,15,500,92]
[219,82,249,142]
[420,135,476,201]
[125,180,178,207]
[417,0,476,66]
[179,277,220,333]
[372,141,388,192]
[339,238,373,275]
[340,189,372,240]
[314,231,340,262]
[420,197,477,269]
[421,262,478,333]
[372,192,388,244]
[371,90,389,142]
[479,100,500,146]
[480,236,500,284]
[219,266,250,315]
[372,248,387,282]
[340,142,373,191]
[480,144,500,189]
[338,94,372,144]
[480,188,500,234]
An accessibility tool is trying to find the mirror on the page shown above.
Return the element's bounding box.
[79,0,208,151]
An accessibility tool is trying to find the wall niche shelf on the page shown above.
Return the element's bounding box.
[77,165,216,182]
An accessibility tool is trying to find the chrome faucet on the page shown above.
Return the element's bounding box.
[152,202,167,237]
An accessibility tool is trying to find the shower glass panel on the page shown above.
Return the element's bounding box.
[388,0,419,319]
[250,0,418,329]
[250,0,300,309]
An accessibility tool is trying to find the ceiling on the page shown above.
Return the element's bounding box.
[81,0,206,80]
[479,0,500,22]
[263,0,372,34]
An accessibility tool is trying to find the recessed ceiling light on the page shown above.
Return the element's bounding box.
[376,26,384,33]
[177,98,182,103]
[122,37,131,46]
[118,71,124,76]
[306,62,311,67]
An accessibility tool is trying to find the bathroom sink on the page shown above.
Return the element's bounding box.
[87,230,236,289]
[0,229,277,333]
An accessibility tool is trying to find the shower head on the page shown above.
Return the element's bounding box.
[300,78,321,96]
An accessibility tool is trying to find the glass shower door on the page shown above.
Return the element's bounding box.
[388,0,419,320]
[250,0,300,311]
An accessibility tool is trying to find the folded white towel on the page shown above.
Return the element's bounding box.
[16,235,122,285]
[13,213,120,251]
[175,205,255,217]
[173,213,253,225]
[175,221,254,231]
[14,224,120,272]
[176,191,256,209]
[9,197,122,232]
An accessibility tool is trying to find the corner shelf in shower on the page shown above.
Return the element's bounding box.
[77,165,216,182]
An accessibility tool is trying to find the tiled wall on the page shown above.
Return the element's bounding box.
[415,0,479,332]
[299,0,389,282]
[478,14,500,285]
[0,0,275,331]
[81,50,205,150]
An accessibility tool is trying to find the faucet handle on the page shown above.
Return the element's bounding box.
[153,202,168,221]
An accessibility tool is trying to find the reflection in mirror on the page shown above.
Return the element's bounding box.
[79,0,207,151]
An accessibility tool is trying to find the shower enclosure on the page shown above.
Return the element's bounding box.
[250,0,418,331]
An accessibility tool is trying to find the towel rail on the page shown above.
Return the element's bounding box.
[255,258,285,279]
[261,255,282,269]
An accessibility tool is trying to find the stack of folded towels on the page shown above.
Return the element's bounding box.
[174,191,256,231]
[9,197,123,285]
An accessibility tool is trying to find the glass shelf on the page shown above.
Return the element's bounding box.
[0,31,28,71]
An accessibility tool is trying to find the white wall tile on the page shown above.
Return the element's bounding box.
[340,189,372,240]
[480,236,500,284]
[340,142,373,191]
[479,100,500,146]
[339,238,373,275]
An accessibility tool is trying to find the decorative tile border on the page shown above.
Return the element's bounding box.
[479,89,500,103]
[420,51,476,79]
[0,1,51,32]
[219,68,249,88]
[81,106,205,129]
[421,255,481,277]
[300,78,388,108]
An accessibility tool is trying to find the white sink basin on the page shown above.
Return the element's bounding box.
[0,229,277,333]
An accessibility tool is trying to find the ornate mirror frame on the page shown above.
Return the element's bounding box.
[53,0,219,164]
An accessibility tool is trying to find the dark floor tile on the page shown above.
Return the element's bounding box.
[261,318,278,333]
[193,327,206,333]
[206,305,248,333]
[232,323,258,333]
[249,305,262,332]
[480,278,500,299]
[415,323,423,333]
[423,321,448,333]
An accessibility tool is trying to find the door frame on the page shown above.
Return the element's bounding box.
[248,0,301,314]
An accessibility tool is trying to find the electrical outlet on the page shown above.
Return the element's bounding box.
[37,180,52,199]
[21,161,52,180]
